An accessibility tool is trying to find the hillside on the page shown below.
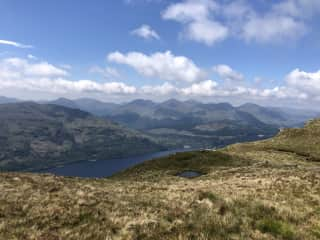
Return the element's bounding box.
[42,98,282,149]
[1,119,320,239]
[237,103,319,127]
[237,103,288,126]
[107,99,279,148]
[44,97,319,128]
[0,102,165,171]
[0,96,19,104]
[48,98,119,116]
[5,97,318,149]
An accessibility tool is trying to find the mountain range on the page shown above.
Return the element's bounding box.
[0,102,164,171]
[43,98,319,128]
[1,96,318,151]
[1,96,317,128]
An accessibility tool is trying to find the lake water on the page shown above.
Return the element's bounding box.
[41,149,189,178]
[177,171,203,178]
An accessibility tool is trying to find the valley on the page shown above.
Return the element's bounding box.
[0,102,165,171]
[1,118,320,239]
[0,98,318,172]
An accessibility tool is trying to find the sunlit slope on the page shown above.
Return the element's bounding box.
[1,119,320,239]
[226,119,320,162]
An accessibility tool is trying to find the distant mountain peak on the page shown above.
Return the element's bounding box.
[129,99,156,106]
[0,96,19,104]
[49,98,79,109]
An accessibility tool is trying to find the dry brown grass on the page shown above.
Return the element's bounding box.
[2,120,320,239]
[1,149,320,239]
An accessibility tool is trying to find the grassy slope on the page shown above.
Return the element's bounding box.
[1,120,320,239]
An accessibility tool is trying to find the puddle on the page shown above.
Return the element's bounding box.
[177,171,203,179]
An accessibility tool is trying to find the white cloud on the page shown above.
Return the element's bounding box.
[89,66,121,79]
[222,0,253,20]
[186,20,228,45]
[131,25,160,40]
[213,64,244,83]
[181,80,218,96]
[1,55,320,106]
[162,0,318,45]
[141,82,177,95]
[0,78,136,95]
[242,14,307,43]
[0,40,33,48]
[273,0,320,18]
[285,68,320,97]
[2,58,68,77]
[162,0,217,22]
[108,50,205,82]
[162,0,228,45]
[0,57,136,95]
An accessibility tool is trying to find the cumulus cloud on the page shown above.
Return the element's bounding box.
[108,50,205,82]
[162,0,319,45]
[1,55,319,105]
[181,80,218,96]
[141,82,177,95]
[0,57,136,95]
[89,66,121,79]
[0,78,136,95]
[285,68,320,97]
[273,0,320,19]
[242,14,307,43]
[186,20,228,45]
[162,0,217,22]
[162,0,228,45]
[213,64,244,83]
[0,40,33,48]
[131,25,160,40]
[2,58,68,77]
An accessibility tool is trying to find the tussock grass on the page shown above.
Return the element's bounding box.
[2,120,320,239]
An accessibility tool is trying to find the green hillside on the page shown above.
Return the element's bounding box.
[0,102,165,171]
[1,119,320,239]
[108,99,279,148]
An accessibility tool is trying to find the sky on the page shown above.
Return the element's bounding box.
[0,0,320,108]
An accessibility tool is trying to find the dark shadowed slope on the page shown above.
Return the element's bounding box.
[0,96,19,104]
[0,102,165,171]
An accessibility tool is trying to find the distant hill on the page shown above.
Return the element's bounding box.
[2,96,318,149]
[46,97,320,148]
[49,97,79,109]
[0,102,165,171]
[110,99,318,127]
[106,99,279,148]
[0,96,19,104]
[237,103,319,127]
[46,98,119,116]
[42,97,319,127]
[74,98,119,116]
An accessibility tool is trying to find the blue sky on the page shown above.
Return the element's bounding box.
[0,0,320,107]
